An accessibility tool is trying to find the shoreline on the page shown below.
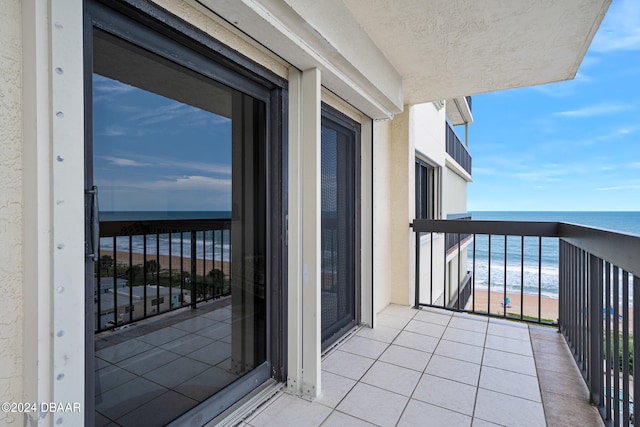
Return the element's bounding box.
[469,290,634,331]
[470,289,559,322]
[100,251,230,277]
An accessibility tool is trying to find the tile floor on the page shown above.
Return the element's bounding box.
[237,305,604,427]
[94,300,239,426]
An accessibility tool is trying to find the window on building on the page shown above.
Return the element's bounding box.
[415,158,438,219]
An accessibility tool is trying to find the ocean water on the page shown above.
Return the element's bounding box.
[469,211,640,298]
[99,211,231,262]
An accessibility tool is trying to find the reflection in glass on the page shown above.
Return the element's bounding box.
[92,29,267,425]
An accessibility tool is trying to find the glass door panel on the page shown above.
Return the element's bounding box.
[90,29,267,426]
[320,110,359,347]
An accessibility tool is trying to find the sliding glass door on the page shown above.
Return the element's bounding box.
[320,105,360,348]
[85,2,284,425]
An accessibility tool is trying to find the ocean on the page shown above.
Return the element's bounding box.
[469,211,640,298]
[99,211,232,261]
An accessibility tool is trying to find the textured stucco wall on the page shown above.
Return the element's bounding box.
[373,120,393,313]
[0,0,24,423]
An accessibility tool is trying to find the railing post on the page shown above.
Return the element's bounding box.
[588,254,603,407]
[191,230,197,309]
[414,228,420,309]
[634,275,640,427]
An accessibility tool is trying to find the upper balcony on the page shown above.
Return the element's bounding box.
[445,122,472,176]
[446,96,474,126]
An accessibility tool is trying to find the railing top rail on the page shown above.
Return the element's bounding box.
[559,222,640,275]
[411,219,561,237]
[100,218,232,237]
[411,218,640,276]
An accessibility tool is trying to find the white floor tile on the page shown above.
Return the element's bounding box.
[376,313,411,330]
[379,344,432,372]
[487,323,531,341]
[379,304,417,319]
[425,355,481,386]
[482,348,537,376]
[337,383,408,426]
[321,411,376,426]
[413,374,477,416]
[413,309,452,326]
[484,334,533,357]
[404,319,447,338]
[448,317,488,334]
[434,340,484,364]
[398,399,471,427]
[338,336,389,359]
[479,366,541,402]
[442,327,487,347]
[317,371,356,408]
[356,325,401,343]
[361,361,421,397]
[248,393,332,427]
[393,330,440,353]
[474,389,546,427]
[322,350,375,380]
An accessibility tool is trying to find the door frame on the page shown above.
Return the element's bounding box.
[83,0,287,424]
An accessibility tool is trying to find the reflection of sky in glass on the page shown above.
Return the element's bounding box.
[93,74,232,212]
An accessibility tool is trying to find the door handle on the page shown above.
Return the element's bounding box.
[86,185,99,262]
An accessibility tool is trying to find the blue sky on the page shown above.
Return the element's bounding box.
[93,74,232,212]
[467,0,640,212]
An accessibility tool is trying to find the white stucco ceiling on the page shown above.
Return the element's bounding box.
[341,0,611,104]
[202,0,610,118]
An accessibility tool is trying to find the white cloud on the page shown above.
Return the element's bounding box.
[591,0,640,53]
[554,103,631,118]
[98,125,129,137]
[101,156,150,167]
[597,184,640,191]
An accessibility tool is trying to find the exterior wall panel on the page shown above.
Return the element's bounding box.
[0,1,24,422]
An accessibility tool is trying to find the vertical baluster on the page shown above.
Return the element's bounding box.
[191,230,197,309]
[457,232,461,311]
[588,255,603,408]
[488,235,492,315]
[613,267,620,427]
[128,235,133,322]
[430,231,433,306]
[605,261,611,422]
[633,275,640,427]
[538,236,542,323]
[622,271,630,425]
[520,236,524,321]
[503,235,507,318]
[414,230,420,309]
[169,231,173,310]
[472,234,476,313]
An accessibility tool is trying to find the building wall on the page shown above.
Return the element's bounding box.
[444,167,469,216]
[373,119,393,314]
[0,1,24,423]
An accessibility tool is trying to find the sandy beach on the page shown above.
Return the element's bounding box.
[470,289,633,331]
[100,251,230,277]
[470,289,559,322]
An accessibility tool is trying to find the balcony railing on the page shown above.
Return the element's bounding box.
[95,218,231,332]
[411,218,640,426]
[445,122,472,175]
[465,95,472,113]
